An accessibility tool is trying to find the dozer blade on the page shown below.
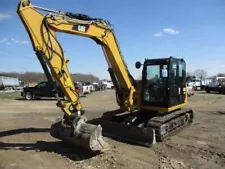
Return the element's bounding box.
[88,111,156,147]
[50,116,105,152]
[99,119,156,147]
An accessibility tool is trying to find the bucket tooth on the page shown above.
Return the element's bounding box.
[50,116,105,152]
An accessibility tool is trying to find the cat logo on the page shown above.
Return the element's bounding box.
[72,24,90,32]
[77,25,86,32]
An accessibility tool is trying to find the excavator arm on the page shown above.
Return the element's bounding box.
[17,0,137,118]
[17,0,144,151]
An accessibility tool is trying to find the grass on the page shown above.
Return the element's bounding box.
[0,91,22,100]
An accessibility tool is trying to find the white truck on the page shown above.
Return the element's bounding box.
[187,77,201,90]
[201,78,212,89]
[0,76,20,91]
[82,82,94,94]
[102,80,114,89]
[205,76,225,93]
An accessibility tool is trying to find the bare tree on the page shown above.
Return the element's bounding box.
[186,72,192,77]
[192,69,207,79]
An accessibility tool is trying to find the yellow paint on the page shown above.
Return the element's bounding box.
[17,0,136,117]
[142,103,187,113]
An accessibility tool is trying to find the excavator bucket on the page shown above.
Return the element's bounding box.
[50,116,105,152]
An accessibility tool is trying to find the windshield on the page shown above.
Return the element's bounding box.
[143,64,168,102]
[36,82,47,87]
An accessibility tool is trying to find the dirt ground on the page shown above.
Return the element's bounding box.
[0,90,224,169]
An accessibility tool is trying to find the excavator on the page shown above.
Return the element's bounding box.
[17,0,194,152]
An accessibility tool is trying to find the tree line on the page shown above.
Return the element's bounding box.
[187,69,225,79]
[0,72,100,83]
[1,69,225,84]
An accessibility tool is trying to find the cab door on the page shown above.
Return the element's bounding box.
[168,59,186,107]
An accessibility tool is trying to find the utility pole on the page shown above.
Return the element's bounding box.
[181,48,183,58]
[89,72,92,83]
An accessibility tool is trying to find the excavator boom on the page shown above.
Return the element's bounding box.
[17,1,136,112]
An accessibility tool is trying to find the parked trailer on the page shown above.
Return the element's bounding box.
[187,77,213,90]
[0,76,20,90]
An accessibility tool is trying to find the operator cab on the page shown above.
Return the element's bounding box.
[136,56,186,111]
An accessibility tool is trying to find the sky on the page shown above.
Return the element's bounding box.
[0,0,224,80]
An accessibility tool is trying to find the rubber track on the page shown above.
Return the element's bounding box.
[147,108,194,141]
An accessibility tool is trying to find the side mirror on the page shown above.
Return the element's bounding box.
[135,61,142,69]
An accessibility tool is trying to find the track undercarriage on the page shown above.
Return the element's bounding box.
[89,108,194,147]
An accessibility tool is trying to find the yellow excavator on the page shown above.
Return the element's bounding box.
[17,0,193,152]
